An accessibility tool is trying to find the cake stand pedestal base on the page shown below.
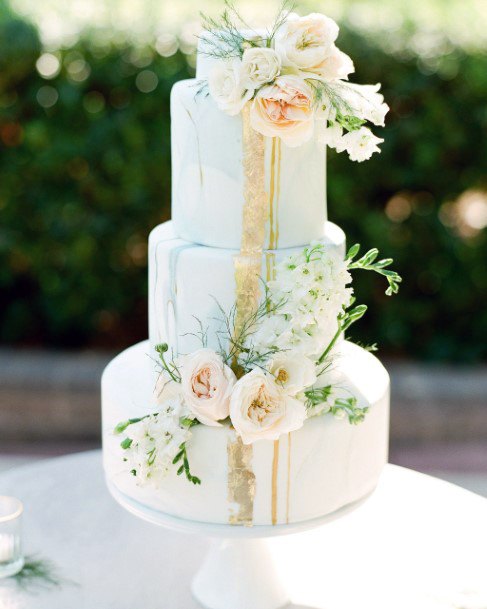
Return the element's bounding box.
[192,538,289,609]
[108,480,373,609]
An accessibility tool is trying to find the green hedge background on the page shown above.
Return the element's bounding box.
[0,15,486,361]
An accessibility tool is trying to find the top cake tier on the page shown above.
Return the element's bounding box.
[171,79,327,250]
[171,32,328,250]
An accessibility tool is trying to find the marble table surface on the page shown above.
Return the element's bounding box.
[0,450,486,609]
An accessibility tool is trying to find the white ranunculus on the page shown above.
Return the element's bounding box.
[180,348,236,426]
[276,13,354,81]
[336,126,384,162]
[208,59,253,116]
[230,369,307,444]
[240,47,281,88]
[250,75,314,147]
[267,354,317,396]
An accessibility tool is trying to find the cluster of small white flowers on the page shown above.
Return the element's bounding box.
[206,11,388,158]
[250,243,353,360]
[123,402,191,486]
[316,82,387,161]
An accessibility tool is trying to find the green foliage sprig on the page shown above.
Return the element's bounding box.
[199,0,294,60]
[331,397,368,425]
[12,556,72,591]
[346,244,402,296]
[173,417,201,485]
[200,1,264,60]
[211,289,286,378]
[304,387,367,424]
[155,342,181,382]
[317,303,368,365]
[304,385,333,407]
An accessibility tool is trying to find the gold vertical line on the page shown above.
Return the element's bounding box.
[228,436,256,526]
[268,138,277,250]
[265,251,276,282]
[275,138,281,249]
[271,439,279,526]
[286,432,292,524]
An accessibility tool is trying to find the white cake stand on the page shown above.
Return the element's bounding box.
[108,480,373,609]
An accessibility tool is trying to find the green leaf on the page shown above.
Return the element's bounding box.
[346,243,360,260]
[114,417,143,434]
[341,304,367,332]
[305,385,332,407]
[172,449,184,464]
[120,437,132,450]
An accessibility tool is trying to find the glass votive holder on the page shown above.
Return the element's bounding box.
[0,496,24,579]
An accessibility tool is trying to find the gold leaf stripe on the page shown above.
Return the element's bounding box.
[271,439,279,526]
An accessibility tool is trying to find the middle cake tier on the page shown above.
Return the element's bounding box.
[149,221,345,355]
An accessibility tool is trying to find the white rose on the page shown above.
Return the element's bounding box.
[250,75,314,147]
[180,348,236,426]
[267,354,317,396]
[240,47,281,88]
[208,59,253,116]
[276,13,354,81]
[336,126,383,162]
[230,369,307,444]
[276,13,338,68]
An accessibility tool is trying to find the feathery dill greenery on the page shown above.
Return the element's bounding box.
[12,556,71,591]
[199,0,295,60]
[173,419,201,485]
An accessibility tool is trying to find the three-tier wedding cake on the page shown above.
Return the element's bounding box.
[102,8,400,527]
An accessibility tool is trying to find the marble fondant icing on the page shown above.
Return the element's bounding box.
[171,79,327,249]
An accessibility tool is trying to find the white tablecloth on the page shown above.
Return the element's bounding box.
[0,451,486,609]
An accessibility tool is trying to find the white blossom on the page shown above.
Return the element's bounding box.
[338,82,389,127]
[267,353,317,396]
[316,121,345,149]
[336,127,384,162]
[122,403,191,486]
[249,243,353,359]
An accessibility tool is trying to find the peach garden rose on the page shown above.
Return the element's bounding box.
[180,348,236,426]
[250,75,315,147]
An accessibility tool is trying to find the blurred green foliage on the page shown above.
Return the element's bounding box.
[0,17,486,360]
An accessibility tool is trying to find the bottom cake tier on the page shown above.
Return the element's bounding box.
[102,340,389,527]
